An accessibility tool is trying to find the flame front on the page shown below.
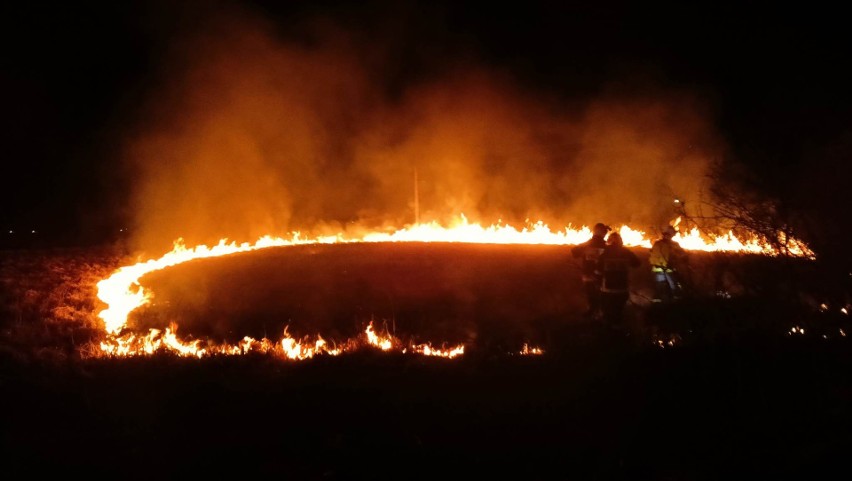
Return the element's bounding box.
[98,321,468,360]
[94,215,812,359]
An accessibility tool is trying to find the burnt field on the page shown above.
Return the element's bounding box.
[2,243,852,480]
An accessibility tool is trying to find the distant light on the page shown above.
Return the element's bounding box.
[7,230,12,234]
[31,230,36,234]
[673,199,681,204]
[842,308,848,315]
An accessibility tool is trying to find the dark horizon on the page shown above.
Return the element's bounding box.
[2,1,850,261]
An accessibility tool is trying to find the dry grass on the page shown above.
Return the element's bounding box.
[0,246,126,363]
[0,243,847,361]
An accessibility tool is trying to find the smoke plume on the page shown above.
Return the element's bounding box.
[125,3,723,253]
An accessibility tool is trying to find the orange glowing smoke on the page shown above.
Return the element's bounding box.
[94,215,812,359]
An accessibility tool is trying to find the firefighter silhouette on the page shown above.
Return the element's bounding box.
[572,223,610,319]
[649,225,687,303]
[598,232,640,328]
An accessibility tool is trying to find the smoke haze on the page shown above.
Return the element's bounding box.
[125,3,724,253]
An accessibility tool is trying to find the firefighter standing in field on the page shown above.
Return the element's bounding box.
[572,223,610,319]
[598,232,641,329]
[649,225,687,303]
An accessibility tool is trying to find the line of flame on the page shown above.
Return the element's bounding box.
[95,215,812,357]
[97,321,477,360]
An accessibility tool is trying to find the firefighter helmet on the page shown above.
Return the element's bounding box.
[607,232,623,246]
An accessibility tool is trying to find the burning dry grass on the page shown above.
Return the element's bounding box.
[0,240,846,365]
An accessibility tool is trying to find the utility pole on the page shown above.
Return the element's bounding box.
[414,167,420,225]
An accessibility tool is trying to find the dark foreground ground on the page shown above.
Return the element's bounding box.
[3,334,851,480]
[1,244,851,480]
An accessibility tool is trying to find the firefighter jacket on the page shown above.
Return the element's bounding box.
[649,239,686,273]
[598,245,641,293]
[571,235,607,282]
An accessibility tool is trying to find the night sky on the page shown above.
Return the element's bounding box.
[2,1,850,259]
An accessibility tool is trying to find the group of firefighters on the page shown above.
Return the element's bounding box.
[571,222,687,329]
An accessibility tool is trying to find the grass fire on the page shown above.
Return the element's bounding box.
[94,215,813,359]
[3,1,851,479]
[2,227,847,479]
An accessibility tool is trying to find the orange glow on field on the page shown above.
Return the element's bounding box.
[94,215,812,359]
